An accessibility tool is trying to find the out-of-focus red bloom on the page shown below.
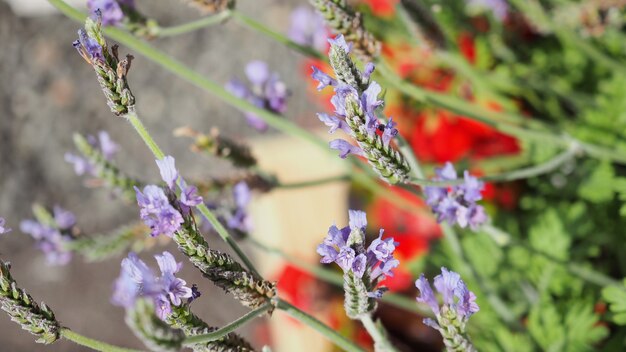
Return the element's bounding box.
[369,188,442,291]
[458,32,477,65]
[360,0,398,17]
[409,109,520,163]
[275,264,317,312]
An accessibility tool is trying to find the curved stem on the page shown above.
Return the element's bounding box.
[154,10,232,37]
[408,143,580,187]
[230,11,325,60]
[125,111,260,276]
[360,315,398,352]
[275,299,365,352]
[276,174,350,189]
[61,328,143,352]
[183,303,272,345]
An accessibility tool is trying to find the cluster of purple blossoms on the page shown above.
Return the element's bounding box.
[0,217,11,235]
[317,210,399,299]
[225,61,289,132]
[87,0,135,26]
[135,156,203,238]
[65,130,119,176]
[466,0,508,21]
[288,6,328,52]
[226,182,252,233]
[424,162,488,230]
[312,36,399,159]
[20,206,76,265]
[112,251,198,320]
[416,268,479,351]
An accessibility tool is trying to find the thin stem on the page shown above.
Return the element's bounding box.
[275,299,365,352]
[60,328,143,352]
[360,315,398,352]
[482,224,620,287]
[183,303,272,345]
[125,111,260,276]
[230,11,325,61]
[247,237,433,317]
[408,143,580,187]
[276,174,350,189]
[154,10,232,37]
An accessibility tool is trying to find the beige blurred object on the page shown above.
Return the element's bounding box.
[4,0,85,16]
[249,130,350,352]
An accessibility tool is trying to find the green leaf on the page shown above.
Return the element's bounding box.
[578,161,615,203]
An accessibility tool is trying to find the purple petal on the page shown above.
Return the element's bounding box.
[433,267,462,306]
[329,139,364,159]
[415,275,440,315]
[245,60,270,86]
[156,156,178,190]
[311,66,337,91]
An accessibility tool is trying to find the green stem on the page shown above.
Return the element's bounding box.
[482,224,620,287]
[61,328,143,352]
[276,174,350,189]
[360,315,398,352]
[408,142,580,186]
[183,303,272,345]
[275,299,365,352]
[125,111,259,276]
[247,237,433,317]
[154,10,232,37]
[230,11,325,61]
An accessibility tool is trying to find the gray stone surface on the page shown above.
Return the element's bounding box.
[0,0,313,350]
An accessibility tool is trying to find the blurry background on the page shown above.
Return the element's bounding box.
[0,0,331,350]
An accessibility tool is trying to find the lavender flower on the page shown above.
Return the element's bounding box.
[416,268,479,351]
[87,0,130,27]
[135,185,184,238]
[424,162,488,230]
[65,131,119,176]
[113,252,195,320]
[20,206,76,265]
[288,6,328,52]
[226,182,252,232]
[0,218,11,235]
[226,61,289,132]
[313,35,409,184]
[317,210,399,318]
[466,0,508,21]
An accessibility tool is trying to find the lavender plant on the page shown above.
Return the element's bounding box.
[6,0,626,351]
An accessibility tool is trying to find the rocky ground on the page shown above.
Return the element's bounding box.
[0,0,315,350]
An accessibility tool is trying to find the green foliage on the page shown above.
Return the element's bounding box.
[602,281,626,325]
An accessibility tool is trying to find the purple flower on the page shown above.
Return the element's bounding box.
[415,267,479,321]
[73,29,103,63]
[112,251,194,320]
[466,0,508,21]
[424,163,487,230]
[311,67,337,91]
[53,206,76,230]
[87,0,129,27]
[20,219,73,266]
[226,182,252,232]
[289,6,328,52]
[156,156,178,190]
[415,274,440,315]
[318,210,399,299]
[329,139,364,159]
[328,34,352,53]
[226,61,289,132]
[0,217,11,235]
[318,113,350,134]
[135,185,184,237]
[180,182,203,207]
[381,118,398,147]
[155,252,192,307]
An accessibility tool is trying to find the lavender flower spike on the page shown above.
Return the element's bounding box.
[424,163,488,230]
[20,205,76,265]
[0,218,11,235]
[226,60,289,132]
[415,268,478,352]
[135,185,184,238]
[315,35,410,184]
[317,210,399,319]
